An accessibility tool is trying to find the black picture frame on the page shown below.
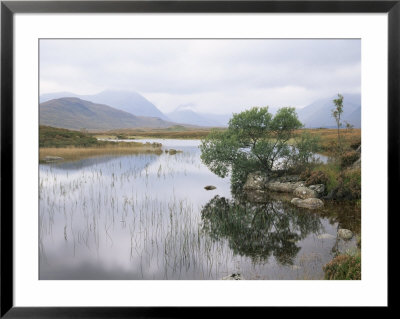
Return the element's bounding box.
[1,0,396,317]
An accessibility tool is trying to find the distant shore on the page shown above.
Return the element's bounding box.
[39,143,163,162]
[39,126,163,162]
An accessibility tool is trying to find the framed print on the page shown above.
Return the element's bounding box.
[1,0,396,316]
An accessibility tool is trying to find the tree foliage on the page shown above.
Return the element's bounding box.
[200,106,320,187]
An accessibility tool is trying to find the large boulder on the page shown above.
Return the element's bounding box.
[338,229,353,240]
[291,197,324,209]
[266,181,304,193]
[293,186,318,199]
[243,172,268,190]
[290,198,303,205]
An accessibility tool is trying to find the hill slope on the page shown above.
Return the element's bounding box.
[40,90,169,120]
[40,97,174,130]
[297,93,361,128]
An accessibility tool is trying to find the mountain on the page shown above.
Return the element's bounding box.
[166,105,232,127]
[166,109,221,127]
[199,113,232,127]
[297,93,361,128]
[40,97,173,130]
[40,90,169,120]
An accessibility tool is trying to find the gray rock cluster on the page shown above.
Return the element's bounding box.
[243,172,326,209]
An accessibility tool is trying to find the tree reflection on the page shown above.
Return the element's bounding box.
[201,195,322,265]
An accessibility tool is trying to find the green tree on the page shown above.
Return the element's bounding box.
[332,94,344,155]
[200,106,318,187]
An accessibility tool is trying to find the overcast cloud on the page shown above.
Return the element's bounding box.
[40,39,361,114]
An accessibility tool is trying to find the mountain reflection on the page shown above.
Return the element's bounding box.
[201,195,323,265]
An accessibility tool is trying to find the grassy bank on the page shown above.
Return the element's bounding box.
[94,127,360,149]
[39,126,163,161]
[323,251,361,280]
[296,128,360,156]
[95,125,223,140]
[40,144,163,161]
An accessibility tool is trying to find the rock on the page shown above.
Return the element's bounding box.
[221,273,245,280]
[267,181,304,193]
[293,186,318,199]
[291,198,303,205]
[168,149,179,155]
[204,185,216,190]
[338,228,353,240]
[243,172,268,190]
[43,156,64,162]
[317,233,336,240]
[291,197,324,209]
[308,184,325,196]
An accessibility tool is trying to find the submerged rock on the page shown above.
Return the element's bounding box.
[291,197,324,209]
[221,273,245,280]
[204,185,216,190]
[317,233,336,240]
[338,228,353,240]
[293,186,318,199]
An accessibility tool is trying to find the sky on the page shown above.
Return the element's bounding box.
[40,39,361,114]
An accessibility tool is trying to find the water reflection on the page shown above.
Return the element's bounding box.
[201,195,322,265]
[39,139,360,280]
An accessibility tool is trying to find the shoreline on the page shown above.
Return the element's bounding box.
[39,143,163,162]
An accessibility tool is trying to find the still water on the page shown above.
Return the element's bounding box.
[39,139,359,280]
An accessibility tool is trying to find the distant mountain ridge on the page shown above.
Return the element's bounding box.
[297,93,361,128]
[40,90,169,120]
[40,91,361,129]
[166,109,227,127]
[40,97,174,130]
